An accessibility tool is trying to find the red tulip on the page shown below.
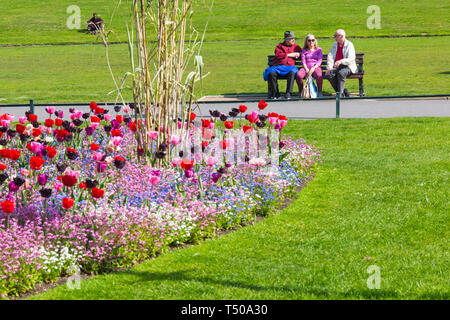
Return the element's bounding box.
[116,115,123,123]
[1,200,15,214]
[45,119,54,127]
[46,146,57,159]
[201,119,211,128]
[129,121,137,132]
[190,113,196,121]
[91,187,105,199]
[90,116,101,123]
[258,100,268,110]
[243,125,252,133]
[55,118,63,126]
[9,150,20,161]
[180,159,194,171]
[30,156,45,170]
[224,121,234,129]
[62,197,74,209]
[16,124,26,134]
[61,175,77,187]
[28,114,38,122]
[0,163,6,170]
[239,105,248,113]
[90,143,100,151]
[32,128,42,137]
[89,102,98,110]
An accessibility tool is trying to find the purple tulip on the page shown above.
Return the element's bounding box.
[69,108,75,113]
[96,162,107,173]
[85,126,94,136]
[151,170,161,177]
[8,181,20,192]
[212,172,222,183]
[111,119,121,129]
[37,174,48,186]
[184,169,194,178]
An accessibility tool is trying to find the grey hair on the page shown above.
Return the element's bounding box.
[335,29,346,37]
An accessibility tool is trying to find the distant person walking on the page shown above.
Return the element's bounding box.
[263,31,302,100]
[296,34,323,97]
[324,29,357,97]
[87,13,104,35]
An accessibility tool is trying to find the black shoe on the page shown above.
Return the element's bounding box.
[284,93,291,100]
[343,88,350,97]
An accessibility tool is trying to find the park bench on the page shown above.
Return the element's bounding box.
[267,53,365,96]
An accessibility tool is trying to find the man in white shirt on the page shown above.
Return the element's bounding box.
[324,29,357,97]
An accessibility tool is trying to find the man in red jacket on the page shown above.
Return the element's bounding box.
[264,31,302,99]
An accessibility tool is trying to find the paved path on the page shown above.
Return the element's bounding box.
[1,98,449,120]
[196,98,450,119]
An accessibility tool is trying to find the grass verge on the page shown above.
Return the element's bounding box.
[29,117,449,299]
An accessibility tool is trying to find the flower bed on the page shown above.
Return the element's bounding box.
[0,102,321,298]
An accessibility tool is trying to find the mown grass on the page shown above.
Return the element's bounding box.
[0,0,449,45]
[29,117,450,300]
[1,36,449,104]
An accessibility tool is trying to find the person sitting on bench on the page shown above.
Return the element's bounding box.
[263,31,302,100]
[87,13,104,35]
[324,29,357,97]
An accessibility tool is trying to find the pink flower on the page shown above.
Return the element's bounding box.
[0,120,10,127]
[53,181,63,191]
[19,117,27,124]
[248,111,259,123]
[149,175,160,186]
[92,152,104,162]
[268,116,278,126]
[170,134,181,146]
[104,156,113,165]
[45,107,55,114]
[123,105,131,113]
[63,168,80,179]
[20,168,29,177]
[91,122,100,130]
[104,114,112,121]
[172,157,182,167]
[147,131,158,140]
[206,156,217,167]
[110,136,123,146]
[30,142,43,154]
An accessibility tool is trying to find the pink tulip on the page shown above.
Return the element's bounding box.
[170,134,181,145]
[30,142,43,154]
[123,105,130,113]
[268,116,278,126]
[92,152,104,162]
[147,131,158,140]
[104,114,112,121]
[277,119,288,129]
[53,181,64,192]
[172,157,182,167]
[111,136,123,146]
[20,169,29,177]
[206,156,217,167]
[19,117,27,124]
[91,122,100,130]
[45,107,55,114]
[149,175,160,186]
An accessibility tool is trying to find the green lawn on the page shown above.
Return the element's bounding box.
[1,0,449,45]
[1,36,449,104]
[29,117,450,299]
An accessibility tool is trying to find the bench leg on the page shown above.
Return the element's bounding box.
[359,78,365,97]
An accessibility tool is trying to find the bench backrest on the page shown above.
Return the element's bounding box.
[268,53,364,74]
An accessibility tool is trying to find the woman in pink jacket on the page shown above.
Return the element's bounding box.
[296,34,323,97]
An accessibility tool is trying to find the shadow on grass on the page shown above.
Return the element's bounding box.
[438,71,450,75]
[115,269,405,299]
